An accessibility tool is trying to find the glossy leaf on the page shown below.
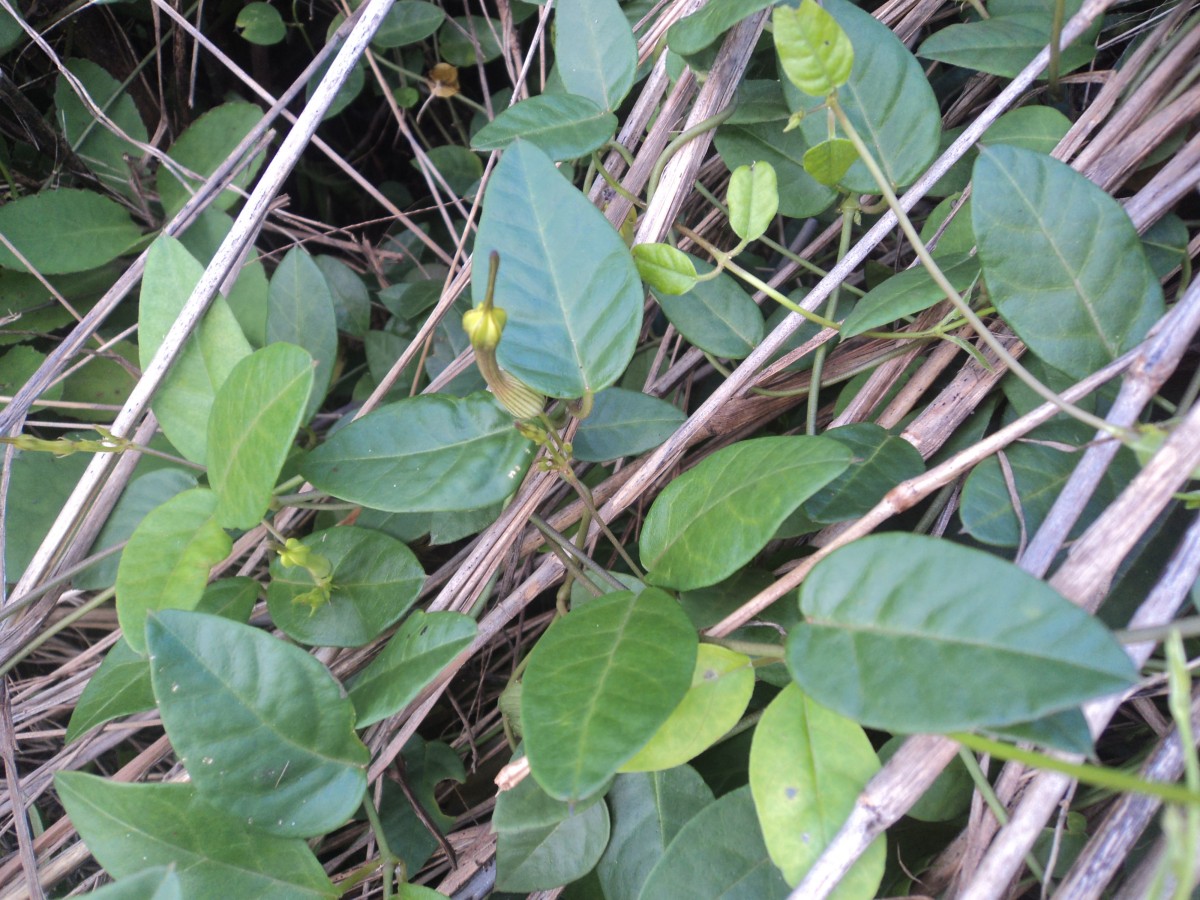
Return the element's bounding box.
[554,0,636,110]
[115,488,231,653]
[208,343,313,529]
[138,236,252,464]
[474,141,642,398]
[268,526,424,647]
[640,436,851,591]
[667,0,777,57]
[86,867,182,900]
[787,533,1139,732]
[973,145,1164,379]
[349,611,476,727]
[727,161,779,242]
[266,248,337,421]
[301,393,533,513]
[632,243,697,296]
[55,59,148,198]
[620,644,754,772]
[803,138,858,186]
[715,121,837,218]
[373,1,444,47]
[596,768,714,900]
[653,256,764,360]
[0,189,142,275]
[146,610,369,837]
[801,423,926,523]
[750,685,884,892]
[56,773,336,898]
[774,1,854,96]
[638,785,789,899]
[66,639,154,744]
[522,588,698,800]
[572,387,686,462]
[157,102,265,218]
[472,94,617,160]
[840,254,980,338]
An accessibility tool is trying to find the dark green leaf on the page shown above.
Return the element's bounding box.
[0,189,142,275]
[422,145,483,197]
[986,707,1094,755]
[667,0,777,57]
[316,255,372,337]
[236,2,285,44]
[801,423,926,523]
[86,867,182,900]
[305,55,365,121]
[373,1,444,47]
[522,588,698,800]
[572,387,685,462]
[55,59,148,199]
[840,254,980,337]
[157,102,265,218]
[930,105,1072,197]
[473,94,617,160]
[715,121,837,218]
[878,735,972,822]
[267,248,337,421]
[653,256,764,359]
[787,533,1139,732]
[1,449,88,582]
[379,737,465,873]
[773,1,854,96]
[147,610,369,837]
[1141,213,1189,280]
[439,16,504,66]
[66,639,154,744]
[554,0,636,110]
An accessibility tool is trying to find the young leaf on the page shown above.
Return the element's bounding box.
[652,256,765,360]
[802,138,858,186]
[632,243,698,295]
[0,189,142,275]
[521,588,698,800]
[715,121,837,218]
[620,644,754,772]
[640,436,851,591]
[786,533,1139,733]
[973,144,1164,379]
[115,488,231,653]
[472,94,618,161]
[157,102,265,218]
[348,611,477,728]
[553,0,636,110]
[301,393,534,513]
[572,387,686,463]
[749,685,884,892]
[473,140,643,398]
[208,343,313,529]
[773,0,855,97]
[266,248,337,421]
[727,161,779,242]
[55,773,337,898]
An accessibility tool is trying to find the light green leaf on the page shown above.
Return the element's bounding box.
[146,610,369,837]
[620,644,754,772]
[637,785,789,899]
[55,773,336,898]
[787,533,1139,732]
[554,0,636,110]
[632,243,698,295]
[236,2,286,44]
[157,102,265,218]
[973,145,1164,379]
[596,768,714,900]
[85,867,182,900]
[66,639,154,744]
[572,387,685,462]
[727,161,779,241]
[653,256,764,360]
[115,488,231,653]
[301,393,534,513]
[800,423,926,523]
[138,236,253,465]
[208,343,313,529]
[667,0,777,57]
[373,1,444,47]
[473,94,618,160]
[522,588,698,800]
[349,611,476,728]
[715,121,837,218]
[0,189,142,275]
[750,685,884,892]
[773,0,854,96]
[802,138,858,186]
[640,436,851,591]
[473,140,642,398]
[839,254,980,338]
[55,59,148,199]
[266,248,337,422]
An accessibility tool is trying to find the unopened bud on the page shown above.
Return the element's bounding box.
[463,304,507,351]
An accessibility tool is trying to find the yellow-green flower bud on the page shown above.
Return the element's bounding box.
[463,304,507,351]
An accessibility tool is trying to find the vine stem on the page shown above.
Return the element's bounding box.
[807,199,855,434]
[646,104,737,203]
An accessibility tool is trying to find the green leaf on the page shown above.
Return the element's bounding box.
[301,393,534,513]
[348,611,476,728]
[146,610,368,837]
[638,785,790,899]
[157,102,265,218]
[973,145,1165,379]
[620,645,754,772]
[727,161,779,241]
[266,248,337,421]
[802,138,858,186]
[439,16,504,66]
[930,105,1072,197]
[787,533,1139,732]
[422,145,483,197]
[632,243,698,296]
[773,0,854,96]
[714,121,837,218]
[305,55,365,121]
[800,423,926,523]
[554,0,636,110]
[207,344,312,529]
[0,348,59,411]
[839,254,980,338]
[878,735,972,822]
[55,773,336,898]
[236,2,286,44]
[268,526,424,647]
[66,639,154,744]
[178,209,270,345]
[373,1,445,47]
[640,436,851,591]
[667,0,777,57]
[522,588,698,800]
[55,59,148,199]
[750,685,884,892]
[472,94,618,161]
[116,489,231,653]
[316,254,371,337]
[378,737,465,873]
[138,236,253,465]
[85,867,182,900]
[473,140,642,398]
[0,189,142,275]
[788,0,942,193]
[653,256,765,360]
[1,448,88,582]
[1142,213,1189,280]
[572,387,686,462]
[596,768,714,900]
[987,707,1094,755]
